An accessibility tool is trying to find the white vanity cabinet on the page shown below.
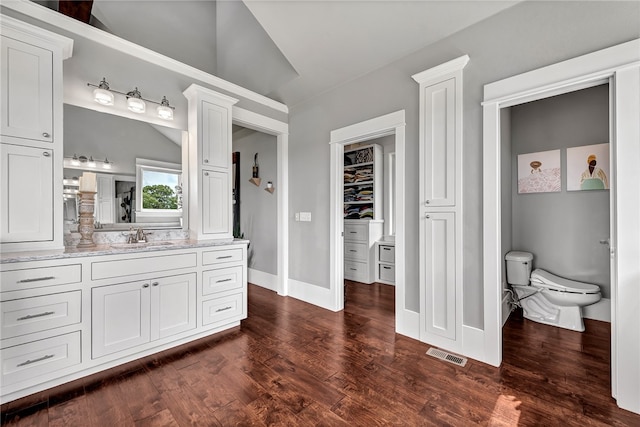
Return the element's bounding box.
[0,16,72,253]
[344,220,383,284]
[91,273,196,359]
[183,84,238,241]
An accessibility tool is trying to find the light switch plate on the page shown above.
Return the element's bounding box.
[300,212,312,222]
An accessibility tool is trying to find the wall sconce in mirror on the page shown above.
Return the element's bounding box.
[87,78,174,120]
[66,154,113,170]
[265,181,275,194]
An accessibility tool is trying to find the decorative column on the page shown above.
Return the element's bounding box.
[77,191,97,248]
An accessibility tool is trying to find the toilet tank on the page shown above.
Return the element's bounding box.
[505,251,533,285]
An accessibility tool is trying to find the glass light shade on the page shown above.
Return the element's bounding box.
[71,154,80,166]
[103,158,112,169]
[127,97,146,113]
[157,104,173,120]
[87,156,96,167]
[93,88,114,105]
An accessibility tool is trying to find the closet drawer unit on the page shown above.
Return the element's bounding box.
[379,245,395,263]
[1,291,81,339]
[344,223,368,242]
[91,253,197,280]
[344,260,368,282]
[1,331,81,387]
[202,248,243,266]
[379,264,395,283]
[1,264,81,292]
[202,292,244,327]
[344,242,368,262]
[202,266,244,296]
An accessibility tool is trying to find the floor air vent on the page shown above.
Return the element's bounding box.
[426,347,468,367]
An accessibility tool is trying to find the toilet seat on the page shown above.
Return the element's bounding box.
[530,269,600,294]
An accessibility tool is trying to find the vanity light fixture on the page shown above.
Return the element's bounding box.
[87,78,175,120]
[65,154,114,170]
[156,96,174,120]
[71,153,80,166]
[103,158,112,169]
[87,156,97,167]
[92,77,115,105]
[126,87,146,113]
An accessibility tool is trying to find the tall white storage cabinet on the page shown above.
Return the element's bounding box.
[413,56,468,353]
[0,16,72,252]
[183,85,238,240]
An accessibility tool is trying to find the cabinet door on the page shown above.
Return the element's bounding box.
[420,212,457,342]
[92,280,151,358]
[201,100,230,169]
[150,273,196,340]
[421,78,456,207]
[1,36,53,143]
[96,174,114,224]
[201,169,231,237]
[0,143,53,243]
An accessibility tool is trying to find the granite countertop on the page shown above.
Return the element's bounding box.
[0,239,250,264]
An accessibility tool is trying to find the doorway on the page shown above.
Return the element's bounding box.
[482,39,640,413]
[330,110,415,336]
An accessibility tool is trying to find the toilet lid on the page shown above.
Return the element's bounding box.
[530,269,600,294]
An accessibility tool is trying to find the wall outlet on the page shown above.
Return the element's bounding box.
[300,212,312,222]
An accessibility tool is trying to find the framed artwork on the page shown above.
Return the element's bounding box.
[517,149,561,194]
[566,143,609,191]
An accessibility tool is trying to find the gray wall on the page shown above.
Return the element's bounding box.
[287,1,639,328]
[510,85,611,298]
[64,105,181,176]
[500,108,512,292]
[233,130,278,275]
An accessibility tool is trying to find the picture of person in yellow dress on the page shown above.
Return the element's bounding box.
[580,153,608,190]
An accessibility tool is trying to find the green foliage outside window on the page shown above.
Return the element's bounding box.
[142,184,178,209]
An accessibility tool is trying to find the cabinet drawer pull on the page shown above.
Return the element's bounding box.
[42,132,50,138]
[383,266,392,270]
[17,276,55,284]
[43,151,51,157]
[349,231,357,234]
[216,255,232,259]
[215,306,233,313]
[383,247,391,251]
[216,278,232,283]
[349,249,357,252]
[143,284,150,288]
[17,354,54,367]
[350,268,357,271]
[17,311,55,321]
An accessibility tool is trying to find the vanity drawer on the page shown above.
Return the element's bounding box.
[1,331,81,387]
[202,292,245,327]
[203,266,244,296]
[379,264,395,283]
[1,264,82,292]
[344,223,368,242]
[379,245,395,263]
[344,260,368,282]
[344,242,368,261]
[91,253,197,280]
[1,291,81,339]
[202,248,243,266]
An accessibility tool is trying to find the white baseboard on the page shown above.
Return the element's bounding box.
[462,325,486,363]
[248,268,277,292]
[396,308,419,340]
[287,278,337,312]
[583,297,611,322]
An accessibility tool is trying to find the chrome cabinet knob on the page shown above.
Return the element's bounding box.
[43,152,50,157]
[204,172,209,176]
[204,159,209,163]
[142,283,149,288]
[42,132,50,138]
[152,282,159,287]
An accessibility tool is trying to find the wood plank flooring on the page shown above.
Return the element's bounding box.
[3,280,640,426]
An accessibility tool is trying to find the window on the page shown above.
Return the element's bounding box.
[135,159,182,217]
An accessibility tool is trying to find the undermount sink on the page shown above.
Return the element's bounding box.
[110,241,174,249]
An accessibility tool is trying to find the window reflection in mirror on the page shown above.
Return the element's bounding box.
[136,159,182,222]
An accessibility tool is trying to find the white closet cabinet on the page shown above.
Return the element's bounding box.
[0,144,53,243]
[413,56,468,353]
[183,84,238,240]
[0,36,53,143]
[91,273,196,358]
[96,174,114,224]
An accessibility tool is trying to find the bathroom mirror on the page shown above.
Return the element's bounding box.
[63,104,185,230]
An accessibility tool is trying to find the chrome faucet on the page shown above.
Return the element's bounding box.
[136,227,146,242]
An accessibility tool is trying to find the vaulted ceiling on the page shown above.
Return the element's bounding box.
[45,0,521,107]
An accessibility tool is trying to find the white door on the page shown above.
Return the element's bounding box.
[420,212,458,345]
[201,100,230,170]
[0,36,53,143]
[150,273,196,340]
[0,143,53,242]
[96,174,114,224]
[92,280,151,358]
[202,169,231,237]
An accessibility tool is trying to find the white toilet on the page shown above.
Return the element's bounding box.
[505,251,601,332]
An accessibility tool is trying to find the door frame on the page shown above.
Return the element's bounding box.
[330,110,415,336]
[482,39,640,413]
[232,107,289,297]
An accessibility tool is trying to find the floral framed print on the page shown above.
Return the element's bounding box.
[566,143,609,191]
[517,149,561,194]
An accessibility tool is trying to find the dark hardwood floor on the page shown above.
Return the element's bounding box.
[2,281,639,426]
